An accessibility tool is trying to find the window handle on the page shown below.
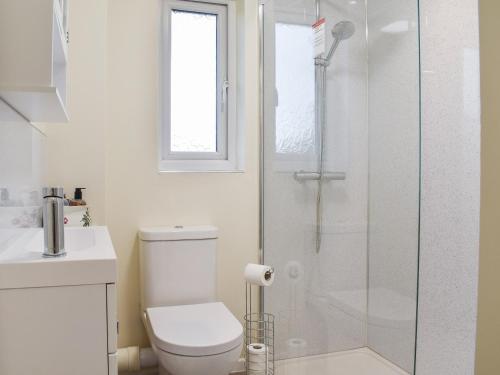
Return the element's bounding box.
[222,80,229,112]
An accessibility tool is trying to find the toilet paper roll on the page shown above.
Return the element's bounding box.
[247,343,269,374]
[244,264,275,286]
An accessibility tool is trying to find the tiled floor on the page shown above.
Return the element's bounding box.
[276,348,409,375]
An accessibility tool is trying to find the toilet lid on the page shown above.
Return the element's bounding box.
[147,302,243,356]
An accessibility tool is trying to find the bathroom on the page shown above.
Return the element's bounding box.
[0,0,498,374]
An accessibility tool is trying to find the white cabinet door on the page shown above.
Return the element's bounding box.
[0,284,108,375]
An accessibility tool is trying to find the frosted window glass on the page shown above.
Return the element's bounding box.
[275,23,315,154]
[170,10,218,152]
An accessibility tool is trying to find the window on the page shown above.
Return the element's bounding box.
[268,20,318,173]
[275,22,315,156]
[160,0,239,172]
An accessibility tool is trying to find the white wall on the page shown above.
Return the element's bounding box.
[416,0,481,374]
[44,0,108,226]
[105,0,259,347]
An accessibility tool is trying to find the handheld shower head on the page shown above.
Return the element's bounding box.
[331,21,356,41]
[323,20,356,64]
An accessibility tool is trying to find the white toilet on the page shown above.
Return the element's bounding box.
[139,226,243,375]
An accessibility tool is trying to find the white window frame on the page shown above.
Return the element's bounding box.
[159,0,239,172]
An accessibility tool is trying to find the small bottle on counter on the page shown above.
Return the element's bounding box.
[68,187,87,206]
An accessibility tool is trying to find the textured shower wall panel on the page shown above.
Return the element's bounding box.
[416,0,481,374]
[263,0,369,360]
[366,0,420,372]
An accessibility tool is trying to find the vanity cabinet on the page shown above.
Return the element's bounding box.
[0,283,118,375]
[0,227,118,375]
[0,0,69,123]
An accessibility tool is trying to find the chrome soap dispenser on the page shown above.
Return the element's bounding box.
[42,187,65,257]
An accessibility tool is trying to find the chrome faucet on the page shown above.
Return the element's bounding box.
[42,187,65,257]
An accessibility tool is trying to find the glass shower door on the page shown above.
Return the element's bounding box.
[262,0,420,374]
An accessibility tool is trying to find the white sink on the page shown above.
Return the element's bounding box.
[0,226,116,289]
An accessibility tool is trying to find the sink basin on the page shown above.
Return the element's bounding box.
[0,228,26,253]
[0,226,116,289]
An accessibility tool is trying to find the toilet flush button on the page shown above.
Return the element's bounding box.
[174,225,184,229]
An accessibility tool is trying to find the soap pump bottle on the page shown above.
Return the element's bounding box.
[71,187,87,206]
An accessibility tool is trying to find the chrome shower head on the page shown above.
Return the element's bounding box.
[323,21,356,64]
[331,21,356,41]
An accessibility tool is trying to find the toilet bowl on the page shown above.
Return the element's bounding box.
[144,302,243,375]
[139,226,243,375]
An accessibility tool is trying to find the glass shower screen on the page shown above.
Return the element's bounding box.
[261,0,421,374]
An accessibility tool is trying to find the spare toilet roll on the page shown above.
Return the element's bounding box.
[247,343,268,374]
[244,264,275,286]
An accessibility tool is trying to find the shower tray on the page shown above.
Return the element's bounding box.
[276,347,409,375]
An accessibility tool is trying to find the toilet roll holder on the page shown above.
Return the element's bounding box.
[244,270,275,375]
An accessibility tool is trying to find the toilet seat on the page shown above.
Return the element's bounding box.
[146,302,243,356]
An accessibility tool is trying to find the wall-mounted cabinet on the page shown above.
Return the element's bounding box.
[0,0,69,123]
